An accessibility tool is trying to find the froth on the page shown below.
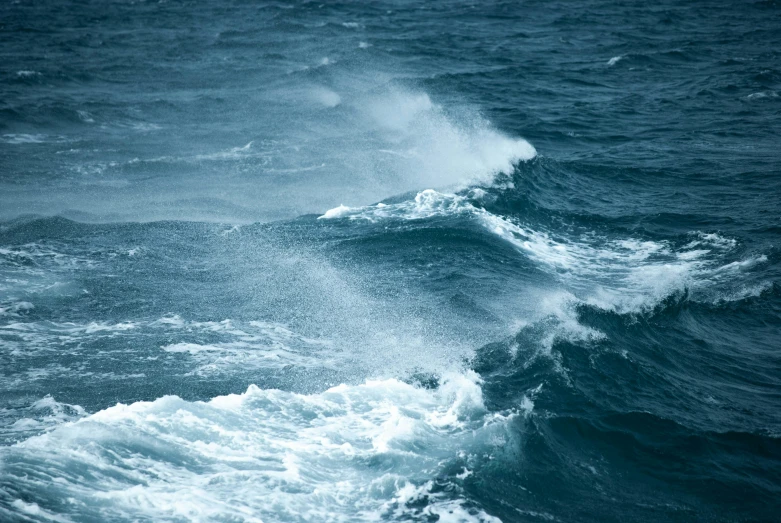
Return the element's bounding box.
[1,373,511,522]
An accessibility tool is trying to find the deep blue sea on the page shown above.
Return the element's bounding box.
[1,1,780,521]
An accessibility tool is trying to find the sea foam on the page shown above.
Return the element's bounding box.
[0,373,512,522]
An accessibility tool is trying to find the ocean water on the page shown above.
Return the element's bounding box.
[1,0,780,521]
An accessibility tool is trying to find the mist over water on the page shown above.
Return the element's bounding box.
[2,1,781,522]
[0,1,535,223]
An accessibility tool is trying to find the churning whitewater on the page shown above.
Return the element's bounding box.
[1,0,780,522]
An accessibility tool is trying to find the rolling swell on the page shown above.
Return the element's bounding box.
[315,152,780,519]
[464,194,780,521]
[471,287,781,522]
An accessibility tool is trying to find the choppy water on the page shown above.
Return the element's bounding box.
[1,1,780,521]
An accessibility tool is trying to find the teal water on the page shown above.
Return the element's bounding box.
[1,1,780,521]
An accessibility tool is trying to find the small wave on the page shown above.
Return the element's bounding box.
[319,189,484,222]
[1,134,49,144]
[0,243,97,272]
[129,122,162,131]
[746,91,778,100]
[319,190,468,222]
[194,141,255,161]
[473,290,607,382]
[0,301,34,317]
[77,110,95,123]
[712,280,775,304]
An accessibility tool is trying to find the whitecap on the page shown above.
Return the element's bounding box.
[2,134,49,144]
[309,87,341,107]
[319,203,352,219]
[318,189,768,313]
[747,91,778,100]
[1,373,511,522]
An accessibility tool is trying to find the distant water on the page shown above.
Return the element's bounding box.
[1,1,780,521]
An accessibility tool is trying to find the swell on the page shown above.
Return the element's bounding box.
[467,286,781,522]
[466,410,781,523]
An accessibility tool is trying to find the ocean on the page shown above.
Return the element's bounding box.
[1,0,780,521]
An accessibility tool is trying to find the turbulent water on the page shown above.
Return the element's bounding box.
[1,0,780,521]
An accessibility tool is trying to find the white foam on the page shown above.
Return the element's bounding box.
[129,122,162,132]
[747,91,778,100]
[685,232,737,250]
[714,280,773,303]
[0,301,34,317]
[194,141,255,161]
[470,208,768,312]
[2,133,49,144]
[1,396,87,443]
[312,87,341,107]
[0,320,136,338]
[9,500,72,523]
[84,321,136,334]
[319,203,352,219]
[607,56,623,66]
[0,243,95,268]
[161,342,217,354]
[319,189,471,221]
[2,374,511,521]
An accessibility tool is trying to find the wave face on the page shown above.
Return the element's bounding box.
[1,0,781,522]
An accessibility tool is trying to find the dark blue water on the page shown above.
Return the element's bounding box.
[1,1,780,521]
